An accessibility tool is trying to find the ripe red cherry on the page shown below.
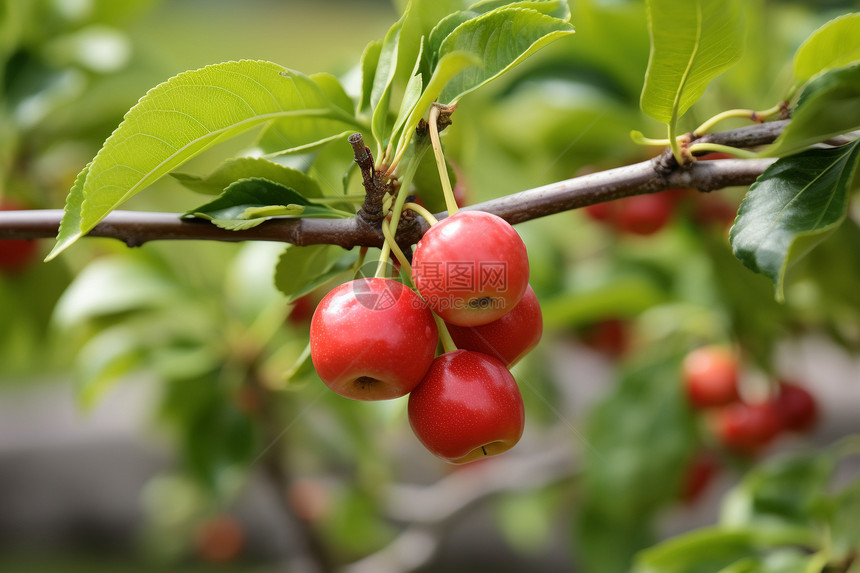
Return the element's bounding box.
[615,193,674,235]
[682,346,740,409]
[408,350,525,464]
[445,284,542,367]
[412,211,529,326]
[680,451,719,505]
[774,381,817,433]
[310,278,437,400]
[583,201,615,223]
[0,200,39,274]
[582,318,630,358]
[713,401,782,454]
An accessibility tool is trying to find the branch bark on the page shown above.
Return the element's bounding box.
[0,122,787,250]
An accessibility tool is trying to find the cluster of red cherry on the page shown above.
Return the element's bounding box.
[310,210,543,464]
[682,345,818,454]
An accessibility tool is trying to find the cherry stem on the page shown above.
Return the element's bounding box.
[402,202,438,226]
[381,215,412,275]
[694,103,784,136]
[433,313,458,354]
[429,104,459,215]
[353,246,368,280]
[689,142,758,159]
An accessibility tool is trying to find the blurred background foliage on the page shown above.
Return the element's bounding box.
[1,0,859,572]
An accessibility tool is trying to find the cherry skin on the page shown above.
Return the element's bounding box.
[0,200,39,275]
[774,381,817,433]
[446,284,542,367]
[615,193,674,236]
[310,278,437,401]
[680,451,719,505]
[412,211,529,327]
[682,346,740,409]
[713,401,782,454]
[408,350,525,464]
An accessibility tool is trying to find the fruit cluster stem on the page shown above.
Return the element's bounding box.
[428,104,459,215]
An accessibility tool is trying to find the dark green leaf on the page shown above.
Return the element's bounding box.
[730,141,860,301]
[172,156,323,197]
[765,63,860,158]
[721,453,835,532]
[640,0,744,125]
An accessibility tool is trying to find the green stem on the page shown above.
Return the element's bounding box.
[381,216,412,275]
[668,121,684,165]
[352,246,368,280]
[688,142,758,159]
[388,144,428,239]
[694,104,783,136]
[429,105,459,215]
[630,130,671,146]
[374,243,391,278]
[402,202,438,226]
[433,313,457,354]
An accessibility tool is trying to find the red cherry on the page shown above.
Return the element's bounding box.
[713,401,782,454]
[287,294,316,325]
[680,451,719,505]
[310,278,437,400]
[693,194,737,229]
[774,381,817,433]
[408,350,525,464]
[615,193,674,235]
[682,346,740,409]
[194,515,244,564]
[582,318,630,358]
[446,284,542,367]
[583,201,616,223]
[412,211,529,326]
[0,200,39,274]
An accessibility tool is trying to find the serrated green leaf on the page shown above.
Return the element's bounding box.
[274,244,351,302]
[640,0,744,125]
[185,177,310,219]
[764,63,860,158]
[793,13,860,83]
[172,156,324,197]
[437,7,574,104]
[730,142,860,301]
[185,177,349,231]
[53,60,360,257]
[45,162,89,261]
[359,40,383,114]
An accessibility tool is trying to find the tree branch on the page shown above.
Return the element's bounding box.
[0,121,789,251]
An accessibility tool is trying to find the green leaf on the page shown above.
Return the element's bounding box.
[359,39,383,114]
[45,162,89,261]
[764,63,860,158]
[185,177,348,231]
[310,72,355,115]
[831,478,860,559]
[721,453,835,531]
[730,141,860,301]
[640,0,744,125]
[274,244,352,303]
[793,12,860,83]
[172,156,324,197]
[50,60,359,258]
[371,17,404,150]
[633,528,758,573]
[437,7,574,104]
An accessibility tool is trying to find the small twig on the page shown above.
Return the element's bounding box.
[349,133,390,226]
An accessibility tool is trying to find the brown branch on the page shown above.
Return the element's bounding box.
[349,133,390,225]
[0,121,789,251]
